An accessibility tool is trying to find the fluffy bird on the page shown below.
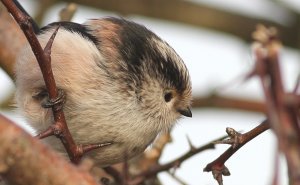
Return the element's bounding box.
[15,16,192,166]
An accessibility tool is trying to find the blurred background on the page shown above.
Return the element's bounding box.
[1,0,300,184]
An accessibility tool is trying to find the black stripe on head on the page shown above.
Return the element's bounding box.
[40,22,99,47]
[106,18,156,68]
[105,17,187,93]
[149,52,188,93]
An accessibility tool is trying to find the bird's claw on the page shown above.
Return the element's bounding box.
[40,89,66,111]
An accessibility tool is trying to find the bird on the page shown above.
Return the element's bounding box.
[14,6,192,166]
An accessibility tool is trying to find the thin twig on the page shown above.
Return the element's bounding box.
[166,171,188,185]
[129,135,227,185]
[203,120,270,185]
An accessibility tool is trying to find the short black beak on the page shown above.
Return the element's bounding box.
[178,107,192,117]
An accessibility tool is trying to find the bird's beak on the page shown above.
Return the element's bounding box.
[178,107,192,117]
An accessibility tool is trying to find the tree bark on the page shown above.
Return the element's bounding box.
[0,114,101,185]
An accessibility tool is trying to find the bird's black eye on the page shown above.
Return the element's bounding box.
[164,92,173,102]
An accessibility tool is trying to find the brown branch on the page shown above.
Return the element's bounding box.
[192,94,266,113]
[252,25,300,184]
[60,0,300,49]
[203,25,299,185]
[203,120,270,185]
[129,135,228,185]
[0,0,80,162]
[0,3,26,79]
[201,25,299,185]
[0,0,106,164]
[0,114,102,185]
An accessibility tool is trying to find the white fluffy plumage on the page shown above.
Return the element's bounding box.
[15,17,192,166]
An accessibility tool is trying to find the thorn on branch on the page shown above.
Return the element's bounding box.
[81,142,112,154]
[186,135,196,150]
[69,142,113,164]
[35,123,63,139]
[44,25,60,57]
